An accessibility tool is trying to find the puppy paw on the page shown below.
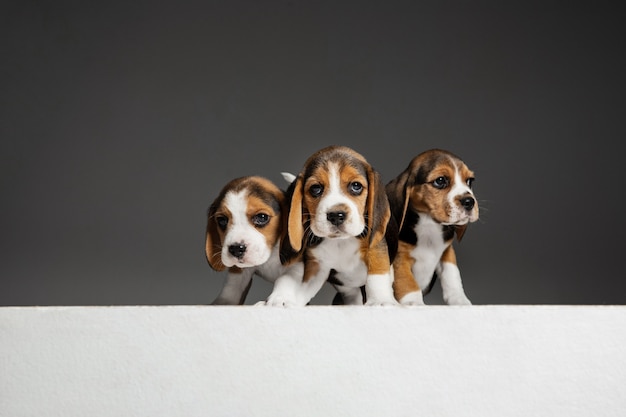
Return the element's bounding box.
[402,300,426,307]
[445,294,472,305]
[263,295,298,307]
[365,298,400,307]
[399,291,424,306]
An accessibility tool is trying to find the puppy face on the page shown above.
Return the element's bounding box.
[389,149,479,229]
[206,177,284,270]
[286,146,389,253]
[304,159,368,238]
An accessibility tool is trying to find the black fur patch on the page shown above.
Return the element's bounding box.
[385,213,399,262]
[412,153,447,186]
[327,269,342,287]
[398,210,419,245]
[442,225,456,242]
[331,286,367,305]
[247,183,281,215]
[303,148,368,181]
[422,272,437,296]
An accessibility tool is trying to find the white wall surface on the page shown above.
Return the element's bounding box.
[1,306,625,417]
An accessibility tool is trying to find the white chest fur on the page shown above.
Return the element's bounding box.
[311,237,367,287]
[410,214,447,290]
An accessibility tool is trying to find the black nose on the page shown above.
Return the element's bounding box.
[327,211,346,226]
[460,197,475,211]
[228,243,246,259]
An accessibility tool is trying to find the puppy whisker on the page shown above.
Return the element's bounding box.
[209,251,225,269]
[304,224,318,247]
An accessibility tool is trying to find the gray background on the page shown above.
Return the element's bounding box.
[2,1,624,306]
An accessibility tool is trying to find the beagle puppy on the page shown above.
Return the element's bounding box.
[205,176,303,305]
[263,145,398,306]
[386,149,479,305]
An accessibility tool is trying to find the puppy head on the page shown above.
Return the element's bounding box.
[387,149,479,240]
[205,176,285,270]
[285,145,390,253]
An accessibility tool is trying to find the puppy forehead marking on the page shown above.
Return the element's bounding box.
[329,163,342,192]
[305,159,366,188]
[416,151,473,184]
[304,148,368,180]
[329,162,366,190]
[222,191,250,225]
[339,162,367,185]
[222,187,280,224]
[450,166,472,197]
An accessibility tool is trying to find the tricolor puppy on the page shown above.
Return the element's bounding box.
[263,145,398,306]
[205,176,302,305]
[386,149,479,305]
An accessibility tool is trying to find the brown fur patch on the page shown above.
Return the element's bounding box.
[409,163,458,224]
[205,204,232,271]
[303,256,320,283]
[246,194,282,248]
[301,166,330,231]
[338,163,368,220]
[440,245,458,266]
[286,175,304,253]
[392,241,420,300]
[359,238,391,275]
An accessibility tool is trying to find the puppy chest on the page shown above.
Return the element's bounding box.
[313,238,367,283]
[411,219,448,268]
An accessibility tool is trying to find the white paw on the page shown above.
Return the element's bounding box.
[399,291,424,306]
[365,298,400,307]
[263,295,298,307]
[402,300,426,307]
[445,293,472,305]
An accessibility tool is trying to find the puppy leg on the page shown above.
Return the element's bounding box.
[262,273,302,307]
[211,269,254,305]
[365,273,398,306]
[437,246,471,305]
[364,242,399,306]
[262,262,327,307]
[393,244,424,306]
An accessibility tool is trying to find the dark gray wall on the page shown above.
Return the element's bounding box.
[2,1,624,305]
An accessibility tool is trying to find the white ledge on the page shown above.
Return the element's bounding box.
[1,305,625,417]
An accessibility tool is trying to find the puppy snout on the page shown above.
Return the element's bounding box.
[327,211,346,226]
[460,196,475,211]
[228,243,247,259]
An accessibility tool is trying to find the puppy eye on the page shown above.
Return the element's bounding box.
[466,178,475,188]
[252,213,270,227]
[349,181,363,195]
[216,216,228,230]
[432,177,449,189]
[309,184,323,197]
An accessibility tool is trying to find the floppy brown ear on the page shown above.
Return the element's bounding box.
[205,204,226,271]
[366,168,391,247]
[286,174,304,253]
[455,224,468,242]
[385,168,412,231]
